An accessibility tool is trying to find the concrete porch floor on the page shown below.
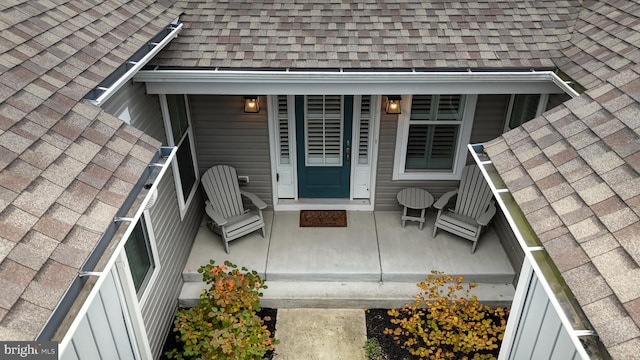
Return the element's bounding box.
[180,211,516,308]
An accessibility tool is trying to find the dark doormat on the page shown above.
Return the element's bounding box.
[299,210,347,227]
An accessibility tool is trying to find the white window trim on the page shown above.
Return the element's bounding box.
[121,210,160,307]
[159,94,199,220]
[114,253,153,360]
[392,94,478,180]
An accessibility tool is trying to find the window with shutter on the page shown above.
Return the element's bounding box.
[305,95,343,166]
[405,95,465,171]
[393,94,477,180]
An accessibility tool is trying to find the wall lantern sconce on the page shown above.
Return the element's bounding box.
[244,96,260,113]
[385,95,401,114]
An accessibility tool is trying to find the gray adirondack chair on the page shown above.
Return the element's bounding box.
[201,165,267,253]
[432,164,496,253]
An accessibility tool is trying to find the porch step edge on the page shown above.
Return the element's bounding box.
[179,281,515,309]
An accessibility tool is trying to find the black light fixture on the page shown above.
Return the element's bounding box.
[386,95,402,114]
[244,96,259,113]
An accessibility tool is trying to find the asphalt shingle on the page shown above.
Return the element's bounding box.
[0,0,178,341]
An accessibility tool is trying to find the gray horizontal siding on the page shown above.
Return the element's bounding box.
[144,169,202,358]
[493,208,524,285]
[470,94,510,144]
[471,94,523,282]
[189,95,273,206]
[100,81,167,143]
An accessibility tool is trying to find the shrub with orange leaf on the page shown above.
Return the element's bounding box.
[383,271,508,360]
[166,260,278,360]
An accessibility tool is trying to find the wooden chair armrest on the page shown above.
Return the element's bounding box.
[433,190,458,210]
[205,200,227,225]
[240,190,267,210]
[477,201,497,226]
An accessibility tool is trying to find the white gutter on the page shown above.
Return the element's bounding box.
[58,146,177,351]
[136,69,557,83]
[549,71,580,98]
[89,22,184,106]
[135,69,569,95]
[468,144,593,359]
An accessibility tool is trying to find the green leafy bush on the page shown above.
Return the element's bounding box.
[384,271,508,360]
[363,338,387,360]
[166,260,278,359]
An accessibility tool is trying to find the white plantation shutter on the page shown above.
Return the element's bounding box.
[405,95,465,170]
[277,95,290,164]
[305,95,342,166]
[353,95,379,199]
[410,95,433,120]
[271,95,295,198]
[437,95,464,119]
[358,95,371,165]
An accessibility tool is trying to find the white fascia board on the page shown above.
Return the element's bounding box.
[135,70,565,95]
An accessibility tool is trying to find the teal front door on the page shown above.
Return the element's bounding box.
[296,95,353,198]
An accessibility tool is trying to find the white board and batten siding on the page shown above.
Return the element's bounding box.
[499,259,587,360]
[62,270,137,360]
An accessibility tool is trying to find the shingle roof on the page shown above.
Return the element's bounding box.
[484,1,640,355]
[556,1,640,90]
[151,0,580,69]
[0,1,179,340]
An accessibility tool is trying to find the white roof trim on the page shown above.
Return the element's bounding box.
[135,69,569,95]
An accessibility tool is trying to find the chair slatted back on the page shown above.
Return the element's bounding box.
[201,165,245,219]
[454,165,494,220]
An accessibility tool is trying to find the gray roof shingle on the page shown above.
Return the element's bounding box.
[0,0,180,340]
[486,61,640,359]
[151,0,581,70]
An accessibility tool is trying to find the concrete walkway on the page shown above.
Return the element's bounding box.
[273,309,366,360]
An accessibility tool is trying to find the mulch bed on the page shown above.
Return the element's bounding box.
[366,309,418,360]
[299,210,347,227]
[160,308,277,360]
[365,309,503,360]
